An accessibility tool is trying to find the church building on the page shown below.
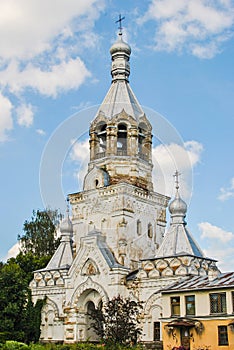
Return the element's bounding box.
[30,28,234,350]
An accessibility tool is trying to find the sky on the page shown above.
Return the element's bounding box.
[0,0,234,272]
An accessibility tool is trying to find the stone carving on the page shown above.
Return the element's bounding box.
[71,277,108,305]
[81,259,99,276]
[157,209,166,222]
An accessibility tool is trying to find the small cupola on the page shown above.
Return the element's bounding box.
[169,171,187,224]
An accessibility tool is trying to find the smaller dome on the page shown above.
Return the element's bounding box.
[60,216,73,234]
[169,193,187,216]
[110,35,131,56]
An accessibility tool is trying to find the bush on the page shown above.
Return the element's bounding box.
[0,341,29,350]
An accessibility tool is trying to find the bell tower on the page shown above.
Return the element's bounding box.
[70,29,169,269]
[85,31,153,191]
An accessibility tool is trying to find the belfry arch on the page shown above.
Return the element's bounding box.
[117,123,127,155]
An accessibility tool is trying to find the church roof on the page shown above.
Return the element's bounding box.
[161,272,234,293]
[97,81,144,121]
[88,229,127,269]
[41,212,73,271]
[156,224,205,258]
[156,171,205,259]
[96,33,144,121]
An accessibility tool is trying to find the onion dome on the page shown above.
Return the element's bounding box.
[60,216,73,234]
[110,34,131,56]
[169,191,187,217]
[110,33,131,82]
[60,202,73,235]
[169,171,187,223]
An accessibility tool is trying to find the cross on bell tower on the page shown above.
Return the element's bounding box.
[115,14,125,35]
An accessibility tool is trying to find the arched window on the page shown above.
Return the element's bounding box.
[138,123,147,160]
[97,123,107,156]
[148,223,153,238]
[117,123,127,155]
[137,220,142,235]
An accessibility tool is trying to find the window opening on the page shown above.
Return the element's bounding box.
[148,223,153,238]
[210,293,226,314]
[97,124,107,156]
[138,127,145,154]
[185,295,195,316]
[117,123,127,155]
[137,220,142,235]
[218,325,229,346]
[232,291,234,313]
[153,322,160,341]
[171,296,180,316]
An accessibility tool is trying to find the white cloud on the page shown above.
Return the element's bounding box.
[0,0,105,60]
[199,221,234,243]
[0,58,91,98]
[4,242,20,261]
[0,0,104,141]
[16,103,34,127]
[218,177,234,201]
[140,0,234,58]
[152,140,203,199]
[0,92,13,142]
[36,129,46,136]
[198,221,234,271]
[69,138,89,188]
[70,138,90,163]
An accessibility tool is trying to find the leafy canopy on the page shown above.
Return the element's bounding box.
[0,208,61,343]
[89,295,143,345]
[18,209,60,258]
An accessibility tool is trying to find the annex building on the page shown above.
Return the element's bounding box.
[30,30,234,350]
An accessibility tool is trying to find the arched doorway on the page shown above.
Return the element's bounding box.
[86,300,99,341]
[71,283,108,342]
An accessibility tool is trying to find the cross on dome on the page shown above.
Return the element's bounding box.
[115,14,125,35]
[173,170,181,191]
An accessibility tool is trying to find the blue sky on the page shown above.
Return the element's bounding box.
[0,0,234,272]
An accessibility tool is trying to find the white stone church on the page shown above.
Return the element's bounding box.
[30,31,220,345]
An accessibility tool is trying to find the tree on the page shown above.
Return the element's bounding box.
[89,295,143,345]
[0,208,61,343]
[18,209,60,259]
[0,261,28,341]
[0,260,44,343]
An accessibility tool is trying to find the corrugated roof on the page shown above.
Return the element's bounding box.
[161,272,234,293]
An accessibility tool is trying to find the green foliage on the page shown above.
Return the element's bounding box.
[1,341,29,350]
[89,295,143,346]
[0,261,28,340]
[18,209,60,258]
[0,343,142,350]
[0,208,60,344]
[0,261,44,343]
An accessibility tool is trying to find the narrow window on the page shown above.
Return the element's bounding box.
[153,322,160,341]
[137,220,142,235]
[185,295,195,316]
[117,123,127,155]
[97,123,107,156]
[148,223,153,238]
[138,122,148,160]
[138,127,145,154]
[232,291,234,313]
[210,293,226,314]
[171,296,180,316]
[218,326,228,346]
